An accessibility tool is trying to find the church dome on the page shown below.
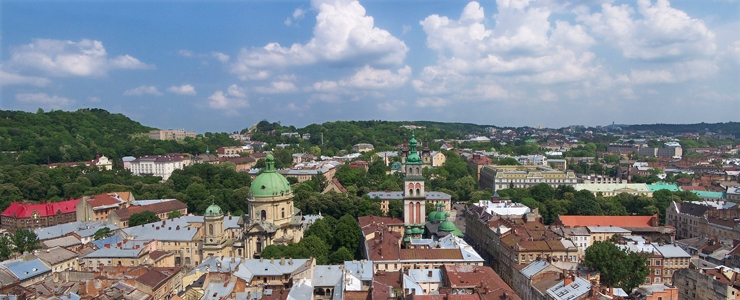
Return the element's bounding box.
[205,203,223,216]
[439,220,457,232]
[250,154,292,198]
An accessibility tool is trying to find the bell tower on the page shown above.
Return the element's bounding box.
[403,131,426,225]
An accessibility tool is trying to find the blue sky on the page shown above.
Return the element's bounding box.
[1,0,738,133]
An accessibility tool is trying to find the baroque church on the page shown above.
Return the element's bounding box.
[243,154,304,258]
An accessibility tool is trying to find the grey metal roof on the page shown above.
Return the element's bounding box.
[287,279,313,300]
[408,269,443,283]
[122,217,197,242]
[546,276,591,300]
[344,261,373,281]
[586,226,631,233]
[520,260,550,279]
[654,244,691,258]
[366,191,451,200]
[42,236,82,248]
[33,247,78,265]
[312,265,343,287]
[3,259,51,281]
[35,221,119,241]
[203,281,236,300]
[84,248,143,258]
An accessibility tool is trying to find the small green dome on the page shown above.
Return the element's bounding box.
[406,131,423,165]
[406,228,413,235]
[439,220,457,232]
[205,203,223,216]
[250,154,292,198]
[412,227,423,234]
[443,212,450,218]
[391,161,402,170]
[428,211,439,222]
[436,202,443,207]
[403,237,410,242]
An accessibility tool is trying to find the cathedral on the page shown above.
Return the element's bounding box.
[243,154,304,258]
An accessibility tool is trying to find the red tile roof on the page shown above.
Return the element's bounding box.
[1,199,79,218]
[556,215,658,228]
[442,265,521,300]
[358,216,404,228]
[81,193,125,209]
[365,229,401,261]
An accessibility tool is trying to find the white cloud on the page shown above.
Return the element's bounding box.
[8,39,154,77]
[414,0,603,104]
[178,50,194,57]
[124,85,162,96]
[15,93,75,109]
[232,0,408,80]
[378,100,405,111]
[0,68,50,86]
[415,97,450,108]
[577,0,716,61]
[168,84,197,96]
[208,84,249,109]
[211,52,230,63]
[255,81,298,94]
[629,60,718,84]
[88,97,101,102]
[309,65,411,95]
[285,8,306,26]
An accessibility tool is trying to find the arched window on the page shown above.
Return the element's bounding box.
[208,224,213,235]
[408,203,414,223]
[409,189,413,196]
[415,202,421,223]
[416,167,420,174]
[408,183,414,189]
[415,183,421,189]
[261,210,267,220]
[281,208,285,218]
[416,189,420,195]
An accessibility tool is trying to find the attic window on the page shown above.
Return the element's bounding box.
[261,185,266,189]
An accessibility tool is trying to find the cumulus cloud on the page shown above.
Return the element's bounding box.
[211,52,230,63]
[285,8,306,26]
[178,50,230,63]
[577,0,716,61]
[413,0,603,103]
[307,65,411,100]
[255,81,298,94]
[0,68,50,86]
[208,84,249,109]
[15,93,75,109]
[123,85,162,96]
[168,84,197,96]
[8,39,154,77]
[232,0,408,80]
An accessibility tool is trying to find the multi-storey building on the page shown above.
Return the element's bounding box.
[1,199,79,231]
[479,165,577,191]
[575,183,652,197]
[148,129,196,140]
[673,266,740,300]
[76,192,128,223]
[126,155,184,181]
[638,142,682,158]
[465,206,578,285]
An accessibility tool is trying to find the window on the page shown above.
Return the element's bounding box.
[655,269,661,275]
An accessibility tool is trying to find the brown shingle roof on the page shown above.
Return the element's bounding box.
[400,249,463,260]
[556,215,657,227]
[82,193,125,209]
[113,200,187,221]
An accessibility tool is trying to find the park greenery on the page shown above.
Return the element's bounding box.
[260,215,362,264]
[0,229,41,261]
[129,211,162,227]
[584,241,650,292]
[496,183,700,225]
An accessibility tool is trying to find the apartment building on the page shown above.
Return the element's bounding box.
[479,165,577,191]
[148,129,196,141]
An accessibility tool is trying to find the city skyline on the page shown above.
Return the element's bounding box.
[1,0,738,133]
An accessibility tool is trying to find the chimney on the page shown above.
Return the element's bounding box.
[281,257,285,265]
[564,273,574,286]
[104,244,110,249]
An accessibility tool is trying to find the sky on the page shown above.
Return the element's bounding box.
[1,0,739,133]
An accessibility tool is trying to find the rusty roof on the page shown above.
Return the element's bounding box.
[112,200,187,221]
[400,249,463,261]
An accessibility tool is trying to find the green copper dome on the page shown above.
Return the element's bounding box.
[405,228,413,235]
[205,202,223,216]
[439,220,457,232]
[428,211,439,222]
[250,154,292,198]
[411,227,423,234]
[406,131,422,165]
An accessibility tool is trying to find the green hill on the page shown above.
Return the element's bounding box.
[0,108,238,165]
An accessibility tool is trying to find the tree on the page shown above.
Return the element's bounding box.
[329,247,354,264]
[0,236,14,260]
[129,211,162,227]
[93,227,112,240]
[304,219,333,245]
[300,235,329,265]
[333,215,362,256]
[167,210,183,219]
[11,229,40,255]
[584,241,649,292]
